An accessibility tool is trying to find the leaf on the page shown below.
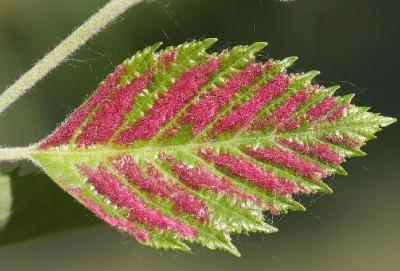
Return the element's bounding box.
[28,39,395,256]
[0,173,12,231]
[0,170,98,246]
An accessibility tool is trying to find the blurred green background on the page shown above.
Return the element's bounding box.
[0,0,399,270]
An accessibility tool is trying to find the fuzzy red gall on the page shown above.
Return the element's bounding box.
[265,90,309,127]
[114,58,220,144]
[159,48,176,65]
[69,188,148,242]
[306,97,336,121]
[212,73,289,134]
[39,65,126,148]
[77,69,154,146]
[111,155,209,222]
[181,63,264,135]
[78,164,197,238]
[327,104,350,122]
[160,153,259,203]
[245,146,328,179]
[198,149,298,196]
[324,134,362,149]
[280,140,342,165]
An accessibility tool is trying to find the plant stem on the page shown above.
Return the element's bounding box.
[0,0,144,114]
[0,147,33,161]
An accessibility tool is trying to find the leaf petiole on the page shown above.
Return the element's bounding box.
[0,146,33,162]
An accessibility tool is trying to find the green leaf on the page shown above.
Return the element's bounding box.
[0,173,12,231]
[22,39,395,256]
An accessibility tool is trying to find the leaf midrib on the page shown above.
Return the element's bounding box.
[33,118,384,159]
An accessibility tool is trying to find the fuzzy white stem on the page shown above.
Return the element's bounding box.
[0,147,33,161]
[0,0,144,114]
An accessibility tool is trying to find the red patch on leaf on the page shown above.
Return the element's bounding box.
[181,63,264,135]
[78,164,197,238]
[327,105,349,122]
[165,125,180,139]
[212,73,289,135]
[264,90,309,127]
[76,69,153,146]
[68,188,148,242]
[244,146,328,179]
[280,117,302,131]
[111,155,209,222]
[159,48,176,65]
[310,144,342,165]
[39,65,126,148]
[306,97,335,121]
[280,140,342,165]
[160,153,258,202]
[115,58,220,144]
[268,204,281,216]
[324,135,362,149]
[198,149,297,196]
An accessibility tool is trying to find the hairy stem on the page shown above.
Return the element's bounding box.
[0,147,33,162]
[0,0,144,114]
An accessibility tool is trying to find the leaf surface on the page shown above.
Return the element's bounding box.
[29,39,395,256]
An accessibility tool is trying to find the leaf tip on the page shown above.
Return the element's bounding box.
[379,116,397,127]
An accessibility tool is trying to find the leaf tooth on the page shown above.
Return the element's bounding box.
[339,93,356,104]
[335,166,348,176]
[247,41,268,53]
[250,222,278,234]
[201,38,218,49]
[280,56,298,70]
[151,41,164,50]
[126,41,162,65]
[198,233,241,257]
[291,70,320,86]
[148,232,191,252]
[120,42,161,86]
[378,115,397,127]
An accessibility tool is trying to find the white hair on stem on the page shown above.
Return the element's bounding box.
[0,0,144,114]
